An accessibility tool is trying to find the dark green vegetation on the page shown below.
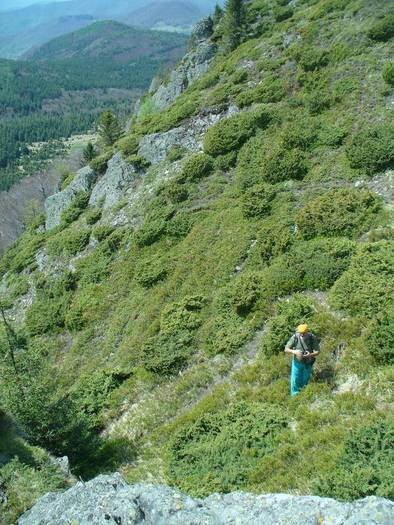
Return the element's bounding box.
[0,0,393,520]
[0,22,187,191]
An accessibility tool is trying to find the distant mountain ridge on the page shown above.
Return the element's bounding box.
[125,1,202,30]
[0,0,219,58]
[24,20,188,61]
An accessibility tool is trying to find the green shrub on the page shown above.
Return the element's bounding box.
[85,207,102,225]
[241,183,276,218]
[8,274,29,299]
[296,188,381,239]
[305,91,331,114]
[116,135,140,156]
[363,308,394,365]
[213,150,238,171]
[73,370,122,428]
[134,255,167,288]
[206,314,254,355]
[0,232,44,275]
[26,292,70,336]
[179,153,214,182]
[383,63,394,86]
[60,192,90,227]
[160,295,206,335]
[63,229,91,256]
[64,284,101,332]
[166,146,188,162]
[346,125,394,174]
[262,294,316,357]
[266,238,356,295]
[127,154,151,170]
[165,213,195,240]
[315,421,394,500]
[256,219,295,263]
[262,146,308,183]
[273,5,293,21]
[59,169,75,191]
[161,181,189,203]
[203,110,271,157]
[280,116,318,150]
[367,15,394,42]
[47,228,91,257]
[141,331,192,375]
[75,250,111,285]
[89,151,113,174]
[330,241,393,318]
[215,271,264,316]
[168,401,288,496]
[235,77,285,108]
[93,225,115,242]
[297,47,329,72]
[134,218,166,247]
[317,124,347,147]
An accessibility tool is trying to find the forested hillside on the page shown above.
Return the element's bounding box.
[0,0,393,522]
[0,23,187,191]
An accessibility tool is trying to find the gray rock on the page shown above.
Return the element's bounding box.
[89,153,143,209]
[18,473,394,525]
[138,106,239,165]
[190,16,214,43]
[45,166,97,230]
[152,19,216,110]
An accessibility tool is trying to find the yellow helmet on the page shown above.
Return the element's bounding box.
[297,324,309,334]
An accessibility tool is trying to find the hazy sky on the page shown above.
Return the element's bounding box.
[0,0,64,10]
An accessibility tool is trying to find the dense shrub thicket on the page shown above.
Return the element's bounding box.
[296,188,382,239]
[169,402,288,496]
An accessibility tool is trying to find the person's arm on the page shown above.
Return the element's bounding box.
[284,336,302,358]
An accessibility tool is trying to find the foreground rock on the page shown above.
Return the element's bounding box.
[18,473,394,525]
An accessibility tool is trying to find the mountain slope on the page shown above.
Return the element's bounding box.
[0,23,187,191]
[25,20,188,61]
[2,15,97,59]
[0,0,218,58]
[0,0,393,522]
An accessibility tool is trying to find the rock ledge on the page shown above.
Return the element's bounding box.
[18,473,394,525]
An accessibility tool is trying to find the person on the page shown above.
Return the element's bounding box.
[284,324,320,396]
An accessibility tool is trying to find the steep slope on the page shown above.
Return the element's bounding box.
[0,0,393,522]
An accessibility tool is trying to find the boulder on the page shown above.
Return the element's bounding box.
[89,153,142,209]
[138,106,239,165]
[45,166,97,230]
[18,473,394,525]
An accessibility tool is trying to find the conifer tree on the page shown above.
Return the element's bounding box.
[213,3,224,25]
[223,0,244,51]
[97,111,124,147]
[82,142,97,164]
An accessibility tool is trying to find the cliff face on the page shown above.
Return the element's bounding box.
[18,474,394,525]
[1,1,394,522]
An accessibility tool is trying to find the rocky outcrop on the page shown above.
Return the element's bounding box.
[18,473,394,525]
[45,166,97,230]
[151,17,216,110]
[139,105,239,164]
[89,153,143,209]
